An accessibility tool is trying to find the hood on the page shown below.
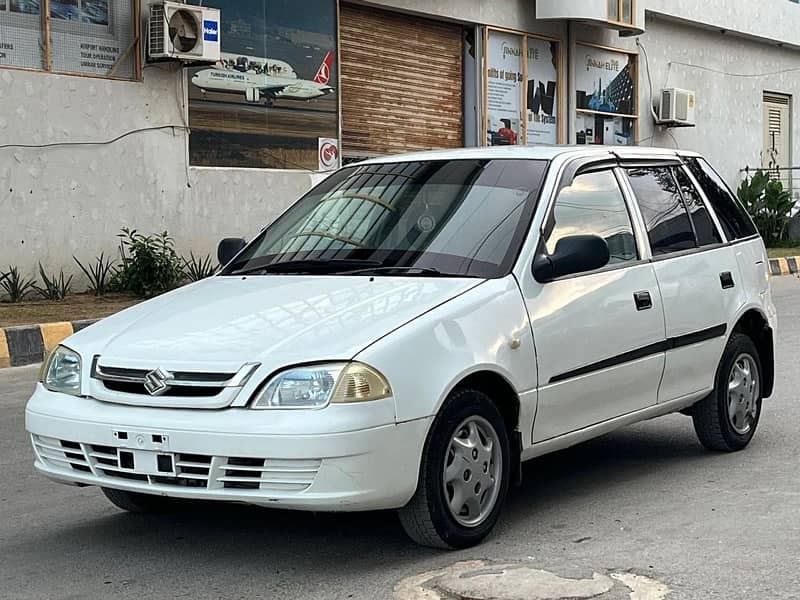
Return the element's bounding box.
[67,275,483,372]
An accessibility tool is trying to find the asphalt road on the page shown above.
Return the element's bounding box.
[2,276,799,599]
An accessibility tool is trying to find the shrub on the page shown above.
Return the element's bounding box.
[110,228,183,297]
[0,266,37,303]
[74,253,115,296]
[182,252,217,282]
[738,170,797,246]
[35,263,73,301]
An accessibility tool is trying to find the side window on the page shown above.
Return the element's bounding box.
[626,167,697,255]
[685,158,758,240]
[673,167,723,246]
[546,170,638,265]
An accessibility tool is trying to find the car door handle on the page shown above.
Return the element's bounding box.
[720,271,735,289]
[633,291,653,311]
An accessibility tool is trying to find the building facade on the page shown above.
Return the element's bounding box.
[1,0,799,275]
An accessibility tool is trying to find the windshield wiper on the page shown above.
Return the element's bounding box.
[228,259,382,276]
[339,266,465,277]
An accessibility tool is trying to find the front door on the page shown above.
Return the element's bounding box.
[521,167,667,443]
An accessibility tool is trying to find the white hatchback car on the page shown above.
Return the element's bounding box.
[27,146,776,549]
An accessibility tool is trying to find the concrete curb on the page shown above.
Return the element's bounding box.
[0,319,98,368]
[769,256,800,277]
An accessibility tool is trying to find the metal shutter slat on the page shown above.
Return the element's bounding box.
[340,3,464,158]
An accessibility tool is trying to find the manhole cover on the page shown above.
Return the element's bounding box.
[394,560,669,600]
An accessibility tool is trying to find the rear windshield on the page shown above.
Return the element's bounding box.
[224,159,549,278]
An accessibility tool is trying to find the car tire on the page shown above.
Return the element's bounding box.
[101,487,176,513]
[398,388,511,549]
[692,333,763,452]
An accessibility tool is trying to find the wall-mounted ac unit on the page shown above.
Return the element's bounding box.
[148,1,221,63]
[659,88,697,127]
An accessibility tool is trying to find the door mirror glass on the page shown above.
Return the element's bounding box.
[217,238,247,266]
[533,234,610,282]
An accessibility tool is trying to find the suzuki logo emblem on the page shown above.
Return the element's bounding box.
[143,368,172,396]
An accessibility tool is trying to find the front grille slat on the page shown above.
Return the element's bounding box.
[93,363,237,399]
[101,381,224,397]
[175,460,213,469]
[221,464,320,474]
[34,437,320,494]
[177,472,210,481]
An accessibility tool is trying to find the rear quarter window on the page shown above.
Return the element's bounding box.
[685,158,757,240]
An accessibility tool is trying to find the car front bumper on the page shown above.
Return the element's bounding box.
[25,384,430,512]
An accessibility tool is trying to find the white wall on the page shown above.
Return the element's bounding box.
[647,0,800,49]
[0,63,314,278]
[636,15,800,189]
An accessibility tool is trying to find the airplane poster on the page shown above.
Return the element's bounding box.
[187,0,339,170]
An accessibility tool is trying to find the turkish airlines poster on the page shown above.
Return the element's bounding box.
[187,0,338,170]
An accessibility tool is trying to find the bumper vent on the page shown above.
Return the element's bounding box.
[32,435,320,494]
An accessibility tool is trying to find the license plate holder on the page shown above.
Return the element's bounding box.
[118,449,175,476]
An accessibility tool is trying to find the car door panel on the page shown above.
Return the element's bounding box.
[521,167,667,444]
[653,246,743,401]
[529,263,667,442]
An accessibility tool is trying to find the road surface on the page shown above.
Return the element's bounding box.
[1,276,799,599]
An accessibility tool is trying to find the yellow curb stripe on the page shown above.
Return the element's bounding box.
[39,322,74,353]
[0,329,9,369]
[779,258,790,276]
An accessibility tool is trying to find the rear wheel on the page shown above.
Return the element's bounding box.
[692,333,762,452]
[101,487,176,513]
[398,388,510,549]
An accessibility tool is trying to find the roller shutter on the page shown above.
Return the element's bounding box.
[340,3,464,158]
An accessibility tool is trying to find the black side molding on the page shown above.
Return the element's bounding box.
[549,324,728,384]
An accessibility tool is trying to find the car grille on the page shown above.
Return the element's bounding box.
[93,364,237,398]
[87,359,261,409]
[32,435,320,493]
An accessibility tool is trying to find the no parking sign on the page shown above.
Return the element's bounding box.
[318,138,340,172]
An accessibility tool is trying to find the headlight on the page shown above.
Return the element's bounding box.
[252,362,392,409]
[40,345,82,396]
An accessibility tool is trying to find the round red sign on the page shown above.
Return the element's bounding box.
[319,141,339,169]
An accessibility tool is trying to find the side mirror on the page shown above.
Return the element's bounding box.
[532,234,610,283]
[217,237,247,266]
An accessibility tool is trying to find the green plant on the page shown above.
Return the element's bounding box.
[34,263,73,301]
[0,266,37,303]
[182,252,217,282]
[110,228,183,297]
[738,170,797,246]
[74,253,115,296]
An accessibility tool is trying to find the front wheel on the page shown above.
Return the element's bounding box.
[398,388,510,549]
[692,333,763,452]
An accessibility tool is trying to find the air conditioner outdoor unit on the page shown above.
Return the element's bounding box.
[659,87,696,126]
[148,1,221,63]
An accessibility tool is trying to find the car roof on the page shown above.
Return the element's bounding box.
[357,145,702,165]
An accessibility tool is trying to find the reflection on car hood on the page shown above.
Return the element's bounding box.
[66,275,484,371]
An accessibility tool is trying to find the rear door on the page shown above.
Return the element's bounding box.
[684,157,768,300]
[523,164,667,442]
[623,163,740,402]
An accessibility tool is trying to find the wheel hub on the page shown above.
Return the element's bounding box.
[443,416,502,528]
[727,353,759,435]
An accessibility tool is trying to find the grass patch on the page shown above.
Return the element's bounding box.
[767,247,800,259]
[0,293,140,328]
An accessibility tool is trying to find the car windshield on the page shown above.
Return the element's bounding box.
[223,159,549,278]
